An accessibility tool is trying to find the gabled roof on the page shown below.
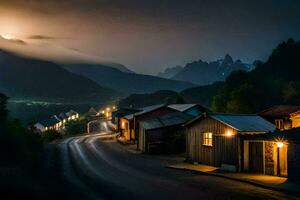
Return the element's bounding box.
[185,113,276,133]
[124,114,134,120]
[115,107,141,118]
[66,110,78,117]
[210,114,276,132]
[241,127,300,141]
[259,105,300,118]
[134,104,166,117]
[168,104,211,113]
[40,117,60,127]
[87,107,98,115]
[140,112,193,130]
[59,112,67,119]
[168,104,197,112]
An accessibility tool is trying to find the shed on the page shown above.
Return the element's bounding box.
[184,113,276,172]
[133,104,176,144]
[138,112,193,153]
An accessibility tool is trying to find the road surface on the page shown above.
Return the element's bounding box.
[47,120,298,200]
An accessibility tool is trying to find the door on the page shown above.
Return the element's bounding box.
[249,142,264,173]
[278,146,288,176]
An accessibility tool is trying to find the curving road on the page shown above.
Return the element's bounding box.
[53,120,298,200]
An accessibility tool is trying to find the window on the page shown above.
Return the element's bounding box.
[275,119,284,130]
[203,132,213,146]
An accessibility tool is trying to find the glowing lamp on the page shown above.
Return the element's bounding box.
[225,130,233,137]
[276,142,284,148]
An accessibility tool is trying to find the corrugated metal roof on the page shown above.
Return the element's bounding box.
[241,128,300,141]
[114,108,141,118]
[140,112,193,130]
[168,104,196,112]
[210,113,276,132]
[134,104,166,116]
[259,105,300,117]
[124,113,134,120]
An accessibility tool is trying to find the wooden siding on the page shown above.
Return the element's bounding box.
[134,107,175,143]
[186,117,239,168]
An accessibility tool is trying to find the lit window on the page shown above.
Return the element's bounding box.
[275,119,284,130]
[203,132,213,146]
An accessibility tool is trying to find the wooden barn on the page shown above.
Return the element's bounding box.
[112,108,141,132]
[259,105,300,130]
[120,114,135,141]
[185,113,276,172]
[138,112,193,153]
[134,104,176,145]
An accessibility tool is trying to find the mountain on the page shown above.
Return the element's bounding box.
[212,38,300,113]
[0,50,118,103]
[97,62,135,74]
[157,65,183,78]
[171,54,253,85]
[63,64,195,94]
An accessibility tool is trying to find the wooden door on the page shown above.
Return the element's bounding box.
[278,146,288,176]
[249,142,264,173]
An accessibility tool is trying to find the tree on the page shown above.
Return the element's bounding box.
[65,120,86,135]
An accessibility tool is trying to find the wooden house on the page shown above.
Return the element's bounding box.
[242,128,300,179]
[184,113,276,172]
[133,104,176,145]
[85,107,99,121]
[138,112,193,153]
[168,104,210,117]
[259,105,300,130]
[120,114,135,141]
[34,116,62,132]
[113,108,141,132]
[66,110,79,121]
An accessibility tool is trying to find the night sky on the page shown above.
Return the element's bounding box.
[0,0,300,74]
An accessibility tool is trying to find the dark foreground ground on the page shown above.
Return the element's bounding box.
[3,121,300,200]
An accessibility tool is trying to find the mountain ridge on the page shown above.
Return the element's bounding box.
[63,64,195,95]
[0,49,119,104]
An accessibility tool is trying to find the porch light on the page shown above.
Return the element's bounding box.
[225,130,233,137]
[276,142,284,148]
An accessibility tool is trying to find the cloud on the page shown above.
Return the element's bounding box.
[27,35,56,40]
[0,36,27,45]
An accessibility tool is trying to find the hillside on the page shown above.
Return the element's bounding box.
[118,82,222,108]
[119,39,300,112]
[212,38,300,113]
[171,54,253,85]
[0,50,118,103]
[63,64,195,94]
[118,90,184,108]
